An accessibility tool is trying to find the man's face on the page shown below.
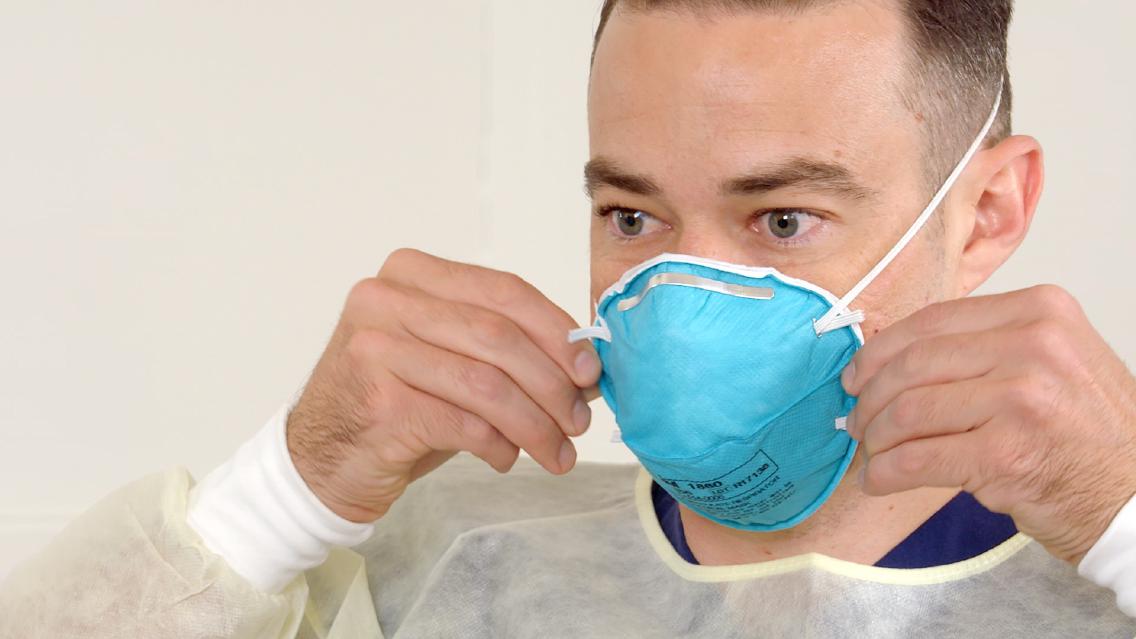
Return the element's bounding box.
[588,2,959,336]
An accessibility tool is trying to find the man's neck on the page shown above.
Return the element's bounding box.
[680,455,960,566]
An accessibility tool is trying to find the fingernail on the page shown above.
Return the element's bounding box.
[845,409,858,439]
[575,349,602,382]
[559,440,577,472]
[841,361,857,393]
[572,398,592,435]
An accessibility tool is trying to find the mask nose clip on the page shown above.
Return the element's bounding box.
[615,272,775,312]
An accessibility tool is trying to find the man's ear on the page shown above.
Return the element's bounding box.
[950,134,1045,297]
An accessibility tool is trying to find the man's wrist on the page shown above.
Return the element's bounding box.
[187,403,375,594]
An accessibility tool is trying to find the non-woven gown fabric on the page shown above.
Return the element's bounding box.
[4,456,1134,638]
[355,457,1136,638]
[591,257,861,531]
[0,468,380,639]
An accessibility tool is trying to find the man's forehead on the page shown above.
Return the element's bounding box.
[587,3,919,200]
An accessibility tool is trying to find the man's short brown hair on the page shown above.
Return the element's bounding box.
[591,0,1013,190]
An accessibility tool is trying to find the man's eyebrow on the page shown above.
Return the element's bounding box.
[583,157,662,199]
[722,157,876,201]
[583,155,876,202]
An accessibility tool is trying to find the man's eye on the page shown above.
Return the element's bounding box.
[615,209,646,236]
[600,207,661,238]
[756,209,821,241]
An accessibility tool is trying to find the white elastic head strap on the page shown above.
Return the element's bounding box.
[813,79,1005,336]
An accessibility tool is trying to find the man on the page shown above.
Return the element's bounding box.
[3,0,1135,636]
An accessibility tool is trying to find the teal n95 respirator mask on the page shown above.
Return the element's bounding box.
[569,84,1003,532]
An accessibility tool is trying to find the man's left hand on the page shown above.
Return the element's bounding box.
[842,284,1136,563]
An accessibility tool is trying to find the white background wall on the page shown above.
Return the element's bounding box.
[1,2,1133,578]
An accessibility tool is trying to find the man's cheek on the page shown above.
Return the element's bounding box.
[589,260,629,304]
[589,281,606,307]
[855,287,921,341]
[857,286,936,343]
[855,253,952,340]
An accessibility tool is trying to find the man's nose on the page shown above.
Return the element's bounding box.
[673,226,754,265]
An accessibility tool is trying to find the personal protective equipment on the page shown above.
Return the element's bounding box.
[0,467,380,639]
[568,84,1004,532]
[4,455,1130,638]
[572,255,863,531]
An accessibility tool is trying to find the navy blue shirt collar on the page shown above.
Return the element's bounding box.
[651,481,1017,568]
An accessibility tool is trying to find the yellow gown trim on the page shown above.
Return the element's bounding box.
[634,467,1034,585]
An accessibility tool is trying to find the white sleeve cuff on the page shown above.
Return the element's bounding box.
[187,403,375,594]
[1078,491,1136,617]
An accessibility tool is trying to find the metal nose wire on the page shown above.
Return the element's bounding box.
[616,272,775,312]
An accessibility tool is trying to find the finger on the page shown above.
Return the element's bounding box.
[860,430,986,496]
[397,383,520,475]
[848,327,1021,440]
[859,377,1015,458]
[382,281,591,437]
[844,288,1046,396]
[409,451,460,483]
[378,249,602,389]
[355,329,574,474]
[862,424,1039,505]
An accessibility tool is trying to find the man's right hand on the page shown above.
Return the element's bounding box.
[286,249,602,523]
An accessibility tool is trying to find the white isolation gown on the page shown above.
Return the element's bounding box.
[1,454,1133,638]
